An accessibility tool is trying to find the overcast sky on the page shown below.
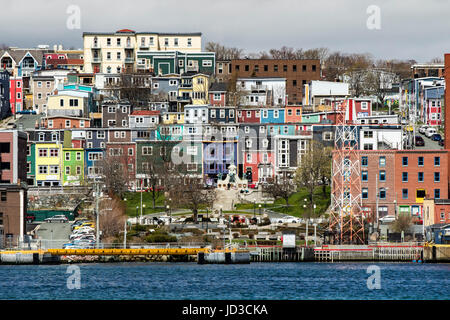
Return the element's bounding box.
[1,0,449,62]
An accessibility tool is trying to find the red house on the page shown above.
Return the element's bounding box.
[9,77,23,114]
[237,109,261,123]
[209,82,227,107]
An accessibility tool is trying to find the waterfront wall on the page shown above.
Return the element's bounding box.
[423,245,450,262]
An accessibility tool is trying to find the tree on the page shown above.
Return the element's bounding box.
[98,196,127,240]
[168,174,216,222]
[262,172,295,206]
[294,141,332,216]
[391,213,413,233]
[205,42,242,60]
[96,153,133,198]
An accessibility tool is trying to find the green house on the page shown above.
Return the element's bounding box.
[26,142,35,186]
[62,148,85,186]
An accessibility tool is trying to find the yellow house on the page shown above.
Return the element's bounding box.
[192,73,210,105]
[35,142,63,187]
[161,112,185,124]
[47,94,87,118]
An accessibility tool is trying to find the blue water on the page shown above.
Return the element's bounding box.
[0,262,448,300]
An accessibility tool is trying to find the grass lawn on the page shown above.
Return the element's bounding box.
[235,186,331,218]
[122,191,166,217]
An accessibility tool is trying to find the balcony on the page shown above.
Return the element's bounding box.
[251,84,268,91]
[125,57,134,64]
[92,57,102,63]
[139,44,149,50]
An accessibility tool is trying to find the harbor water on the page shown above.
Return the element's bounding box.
[0,262,448,300]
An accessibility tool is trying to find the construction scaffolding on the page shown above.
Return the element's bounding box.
[329,99,365,244]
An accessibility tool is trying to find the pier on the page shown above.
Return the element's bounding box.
[314,244,424,262]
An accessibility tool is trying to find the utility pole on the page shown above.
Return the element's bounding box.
[95,182,100,249]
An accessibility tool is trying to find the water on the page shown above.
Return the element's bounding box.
[0,262,448,300]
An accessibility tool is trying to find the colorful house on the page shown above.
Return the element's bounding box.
[62,148,85,186]
[35,142,63,186]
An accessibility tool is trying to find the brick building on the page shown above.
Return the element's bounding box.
[0,130,28,247]
[231,59,321,105]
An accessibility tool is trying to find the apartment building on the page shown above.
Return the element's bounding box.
[83,29,202,74]
[231,59,321,105]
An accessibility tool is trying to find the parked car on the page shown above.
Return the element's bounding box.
[431,133,442,141]
[45,215,68,223]
[425,127,438,138]
[379,216,396,224]
[419,125,429,134]
[414,136,425,146]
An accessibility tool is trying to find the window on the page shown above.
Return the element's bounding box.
[50,148,58,157]
[302,65,306,72]
[246,153,252,163]
[76,152,81,161]
[117,52,121,60]
[363,144,373,150]
[97,131,105,139]
[60,99,64,107]
[49,165,59,174]
[379,156,386,167]
[434,172,440,182]
[38,165,48,174]
[434,189,441,199]
[36,148,46,158]
[65,152,70,161]
[363,131,373,138]
[402,157,408,166]
[274,65,278,72]
[418,156,424,166]
[361,156,368,166]
[65,120,71,128]
[379,188,386,199]
[128,148,133,156]
[69,99,78,107]
[362,188,368,199]
[362,170,368,181]
[65,166,70,175]
[174,38,179,46]
[312,65,317,72]
[418,172,424,182]
[402,188,408,199]
[202,60,212,67]
[402,172,408,182]
[187,38,192,47]
[379,170,386,182]
[142,146,153,155]
[283,65,287,72]
[149,37,154,45]
[434,157,440,166]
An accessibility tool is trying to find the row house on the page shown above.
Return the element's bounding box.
[178,72,210,110]
[9,77,22,114]
[208,106,236,124]
[136,50,215,75]
[423,85,444,126]
[208,82,227,107]
[46,92,88,118]
[129,110,160,128]
[0,71,10,119]
[30,76,55,114]
[44,116,91,129]
[101,99,131,128]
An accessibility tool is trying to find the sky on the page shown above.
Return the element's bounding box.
[1,0,449,62]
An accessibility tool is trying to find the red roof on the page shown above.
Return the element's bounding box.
[117,29,135,33]
[131,110,160,116]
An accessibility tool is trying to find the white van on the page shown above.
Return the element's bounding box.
[425,127,437,138]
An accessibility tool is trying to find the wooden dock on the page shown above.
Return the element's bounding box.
[314,245,423,262]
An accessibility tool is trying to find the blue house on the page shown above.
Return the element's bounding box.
[203,141,238,183]
[260,108,285,124]
[208,106,236,123]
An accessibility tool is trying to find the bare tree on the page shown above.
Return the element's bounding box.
[99,196,127,240]
[205,42,242,60]
[391,213,413,233]
[262,172,295,206]
[168,174,216,222]
[96,153,133,198]
[294,141,332,216]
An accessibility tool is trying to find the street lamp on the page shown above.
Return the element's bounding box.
[143,204,146,219]
[135,206,139,224]
[167,205,171,223]
[258,204,262,217]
